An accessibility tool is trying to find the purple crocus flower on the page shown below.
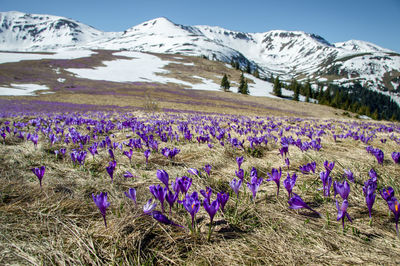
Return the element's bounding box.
[183,191,200,230]
[279,145,289,158]
[106,161,117,183]
[76,151,87,166]
[299,164,310,174]
[336,199,352,229]
[236,156,244,170]
[324,160,335,174]
[187,168,199,176]
[165,190,178,214]
[59,148,66,157]
[308,162,316,173]
[144,149,151,164]
[32,166,46,187]
[113,142,122,151]
[299,162,316,174]
[92,192,110,228]
[149,184,167,213]
[123,171,134,178]
[387,198,400,236]
[156,169,169,189]
[333,180,350,200]
[70,151,77,165]
[123,149,133,162]
[143,198,157,214]
[88,143,98,157]
[1,131,6,142]
[203,164,212,177]
[247,175,263,201]
[203,198,220,224]
[363,177,377,218]
[161,147,180,159]
[235,168,244,181]
[200,187,213,204]
[343,169,354,183]
[108,149,114,160]
[124,188,137,205]
[177,176,192,195]
[250,167,258,179]
[285,158,290,170]
[369,168,378,182]
[288,193,320,216]
[217,191,229,212]
[203,164,212,176]
[150,210,183,228]
[380,187,395,202]
[30,134,39,147]
[392,152,400,164]
[203,198,220,240]
[320,171,332,197]
[283,172,297,199]
[267,167,282,197]
[374,149,384,165]
[230,178,242,198]
[171,178,181,195]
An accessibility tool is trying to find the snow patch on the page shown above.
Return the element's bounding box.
[190,76,221,91]
[66,51,192,86]
[0,83,51,96]
[359,115,372,120]
[0,49,95,64]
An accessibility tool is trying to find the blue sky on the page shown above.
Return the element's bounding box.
[2,0,399,52]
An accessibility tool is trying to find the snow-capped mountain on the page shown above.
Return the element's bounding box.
[1,11,399,94]
[86,17,253,68]
[0,11,116,50]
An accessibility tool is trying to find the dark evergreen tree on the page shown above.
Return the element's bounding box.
[238,73,249,95]
[289,79,297,91]
[246,61,251,74]
[293,85,300,101]
[322,86,332,104]
[220,74,230,92]
[235,61,240,70]
[253,68,260,78]
[273,76,282,97]
[305,81,312,102]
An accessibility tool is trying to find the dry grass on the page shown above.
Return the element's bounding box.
[1,111,400,265]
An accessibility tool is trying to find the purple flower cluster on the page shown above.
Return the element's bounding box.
[6,108,398,238]
[366,146,384,164]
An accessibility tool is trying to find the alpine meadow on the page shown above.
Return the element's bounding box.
[1,9,400,265]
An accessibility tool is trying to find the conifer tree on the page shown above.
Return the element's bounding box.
[244,80,249,94]
[230,58,235,68]
[238,72,249,95]
[273,76,282,97]
[253,68,260,78]
[305,81,312,102]
[220,74,230,92]
[246,61,251,74]
[293,85,300,101]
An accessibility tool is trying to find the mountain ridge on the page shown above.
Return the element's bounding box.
[0,11,399,97]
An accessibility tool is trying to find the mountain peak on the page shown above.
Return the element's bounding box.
[136,17,176,28]
[123,16,190,37]
[334,40,393,53]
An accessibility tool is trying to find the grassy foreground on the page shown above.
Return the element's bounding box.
[0,109,400,265]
